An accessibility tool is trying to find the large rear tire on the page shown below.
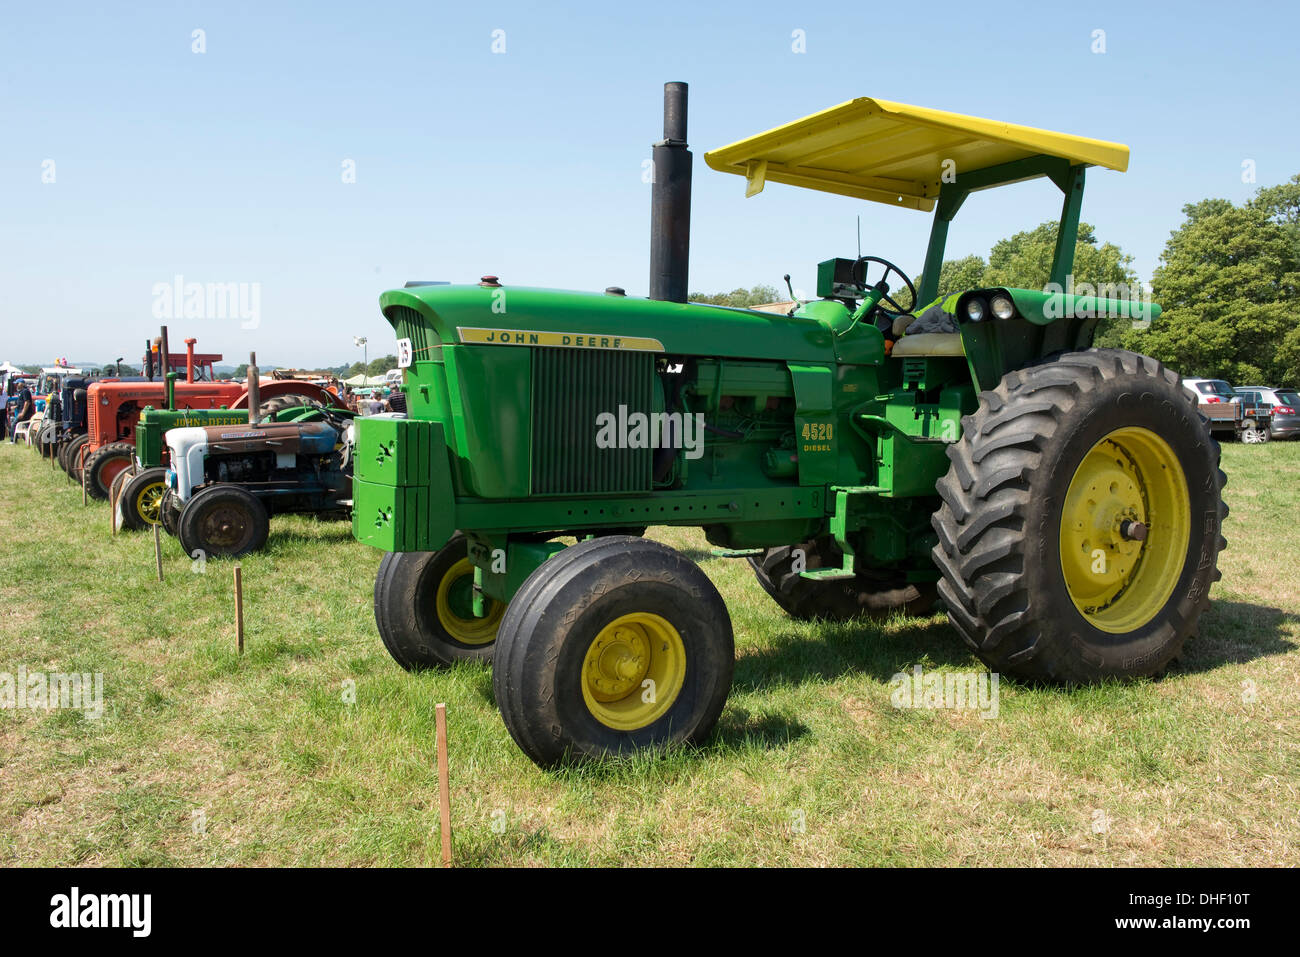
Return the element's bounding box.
[83,442,136,500]
[748,537,938,620]
[931,349,1227,683]
[177,485,270,558]
[373,534,506,670]
[493,536,734,767]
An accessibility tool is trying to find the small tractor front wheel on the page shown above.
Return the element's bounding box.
[60,433,90,478]
[492,536,734,767]
[748,537,938,620]
[121,467,170,530]
[109,465,133,525]
[931,349,1227,683]
[373,534,506,670]
[83,442,136,500]
[158,488,181,537]
[177,485,270,558]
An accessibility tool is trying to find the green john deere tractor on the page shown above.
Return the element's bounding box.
[352,84,1226,767]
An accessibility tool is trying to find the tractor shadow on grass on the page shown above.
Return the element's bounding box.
[263,524,357,550]
[1168,599,1297,677]
[707,706,810,752]
[731,598,1297,692]
[731,614,970,692]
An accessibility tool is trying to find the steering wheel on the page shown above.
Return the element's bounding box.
[852,256,917,316]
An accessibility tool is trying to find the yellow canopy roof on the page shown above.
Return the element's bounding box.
[703,97,1130,212]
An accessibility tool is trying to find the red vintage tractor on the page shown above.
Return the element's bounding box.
[73,331,334,499]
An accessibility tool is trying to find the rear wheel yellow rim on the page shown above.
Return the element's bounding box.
[434,558,503,645]
[1059,427,1190,633]
[581,612,686,731]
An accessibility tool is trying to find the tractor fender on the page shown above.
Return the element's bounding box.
[229,380,335,409]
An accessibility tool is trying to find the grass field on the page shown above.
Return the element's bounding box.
[1,438,1298,867]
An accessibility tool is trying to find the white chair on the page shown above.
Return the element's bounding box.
[14,412,42,446]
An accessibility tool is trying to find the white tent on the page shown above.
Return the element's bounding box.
[343,373,388,387]
[0,362,23,375]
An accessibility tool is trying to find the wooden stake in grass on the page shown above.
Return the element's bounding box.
[234,565,244,655]
[436,702,452,867]
[80,449,87,506]
[110,479,119,536]
[153,523,163,582]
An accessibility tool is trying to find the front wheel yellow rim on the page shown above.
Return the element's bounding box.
[581,612,686,731]
[1059,427,1191,634]
[135,481,166,525]
[434,557,504,645]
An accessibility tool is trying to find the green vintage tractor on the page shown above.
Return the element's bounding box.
[352,85,1226,767]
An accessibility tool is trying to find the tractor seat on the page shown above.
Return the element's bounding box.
[890,333,964,357]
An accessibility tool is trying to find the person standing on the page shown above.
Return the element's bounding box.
[10,380,33,443]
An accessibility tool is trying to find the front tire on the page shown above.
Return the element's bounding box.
[61,433,89,478]
[108,465,133,525]
[931,349,1227,683]
[177,485,270,558]
[373,534,505,670]
[121,467,169,530]
[493,536,734,767]
[159,488,181,537]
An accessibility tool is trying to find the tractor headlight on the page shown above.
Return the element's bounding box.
[966,299,986,322]
[991,295,1015,320]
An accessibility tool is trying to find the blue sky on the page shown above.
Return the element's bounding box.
[2,0,1296,367]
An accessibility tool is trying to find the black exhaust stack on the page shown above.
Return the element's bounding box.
[649,81,692,303]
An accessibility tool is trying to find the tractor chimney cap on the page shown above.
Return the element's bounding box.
[479,275,501,287]
[605,286,626,296]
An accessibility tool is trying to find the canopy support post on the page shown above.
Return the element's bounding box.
[1048,165,1086,290]
[918,186,968,305]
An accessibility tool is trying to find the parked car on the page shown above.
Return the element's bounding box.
[1182,377,1240,404]
[1235,386,1300,440]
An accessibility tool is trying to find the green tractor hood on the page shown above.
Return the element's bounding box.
[378,284,836,364]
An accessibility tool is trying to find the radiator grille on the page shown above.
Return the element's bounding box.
[87,395,99,439]
[531,349,654,495]
[388,306,433,362]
